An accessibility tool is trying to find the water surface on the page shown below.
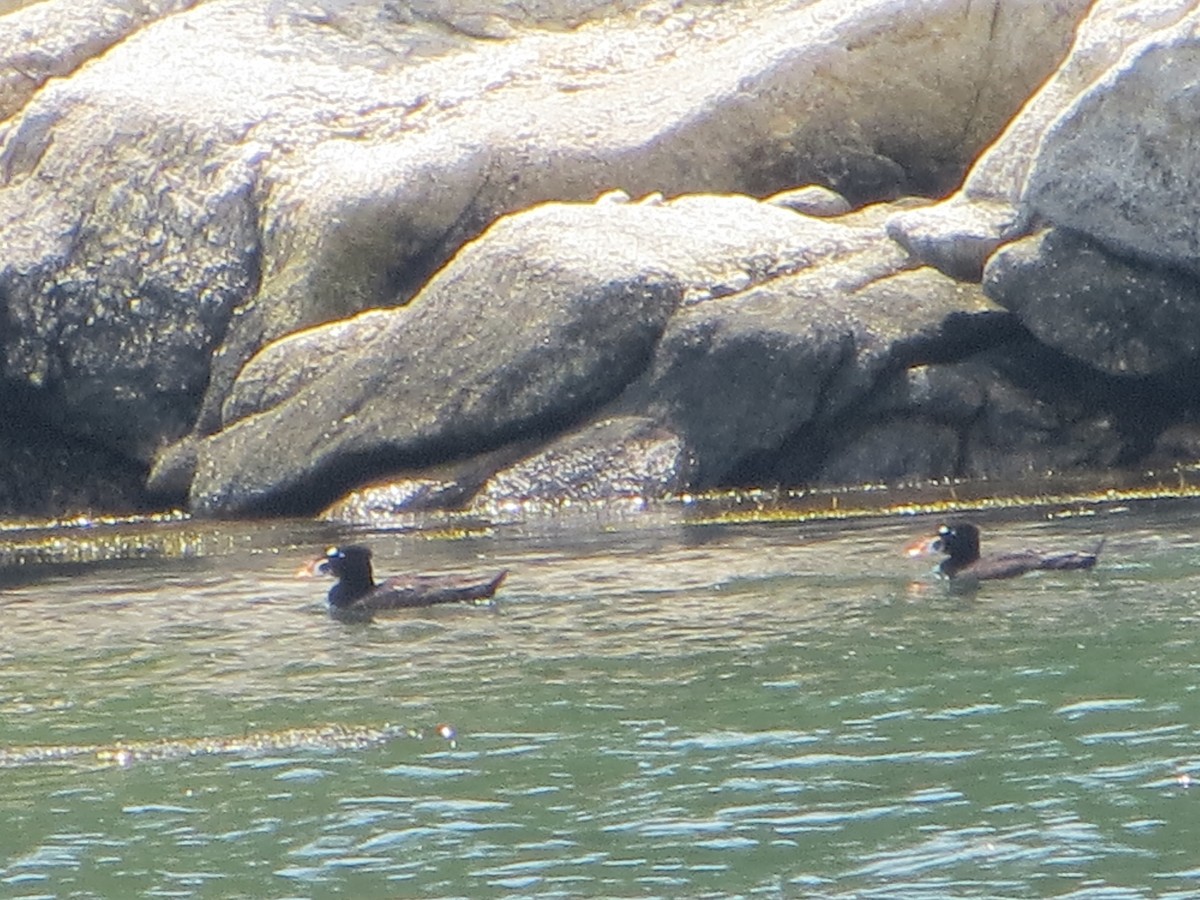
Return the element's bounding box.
[4,502,1200,897]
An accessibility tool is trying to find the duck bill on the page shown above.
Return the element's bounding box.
[295,556,327,578]
[903,534,942,558]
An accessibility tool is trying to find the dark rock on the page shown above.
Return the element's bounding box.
[812,340,1152,485]
[317,440,538,523]
[640,260,1016,488]
[814,419,961,486]
[1145,422,1200,469]
[0,395,151,517]
[144,435,201,503]
[318,478,477,525]
[984,228,1200,377]
[960,370,1126,479]
[0,110,261,460]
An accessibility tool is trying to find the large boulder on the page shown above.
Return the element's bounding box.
[0,0,1094,478]
[975,4,1200,393]
[189,194,1020,515]
[1021,7,1200,273]
[887,0,1195,280]
[983,228,1200,376]
[637,248,1016,487]
[887,0,1200,469]
[188,200,693,514]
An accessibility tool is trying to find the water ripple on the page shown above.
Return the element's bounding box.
[3,512,1199,896]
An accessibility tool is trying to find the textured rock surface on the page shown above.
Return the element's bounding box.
[317,441,538,523]
[8,0,1200,519]
[0,0,1093,465]
[470,416,692,511]
[639,256,1016,487]
[885,198,1017,282]
[0,390,150,516]
[814,339,1159,484]
[984,228,1200,376]
[189,201,694,514]
[887,0,1193,279]
[1022,8,1200,272]
[0,0,196,121]
[189,195,1021,515]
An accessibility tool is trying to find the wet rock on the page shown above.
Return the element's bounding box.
[983,228,1200,377]
[319,478,478,524]
[469,416,692,512]
[318,441,537,523]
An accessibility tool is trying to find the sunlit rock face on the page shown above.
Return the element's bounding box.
[17,0,1200,520]
[887,0,1198,281]
[982,7,1200,381]
[188,195,1015,515]
[187,202,686,514]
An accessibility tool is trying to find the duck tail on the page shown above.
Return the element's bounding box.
[487,569,509,595]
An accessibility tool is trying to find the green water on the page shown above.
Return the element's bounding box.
[4,502,1200,897]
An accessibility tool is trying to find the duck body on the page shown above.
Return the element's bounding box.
[306,545,507,621]
[906,522,1102,583]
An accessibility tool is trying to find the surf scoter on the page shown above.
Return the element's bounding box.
[300,545,507,621]
[905,521,1103,582]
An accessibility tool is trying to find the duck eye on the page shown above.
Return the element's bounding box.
[938,525,950,536]
[325,546,342,559]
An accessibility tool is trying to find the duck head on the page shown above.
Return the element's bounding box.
[312,545,376,607]
[906,522,981,576]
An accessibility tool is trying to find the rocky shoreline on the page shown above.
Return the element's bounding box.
[2,0,1199,520]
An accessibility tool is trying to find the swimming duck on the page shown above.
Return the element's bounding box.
[905,521,1103,582]
[301,545,507,621]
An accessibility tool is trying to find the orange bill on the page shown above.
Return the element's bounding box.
[294,556,326,578]
[903,534,941,558]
